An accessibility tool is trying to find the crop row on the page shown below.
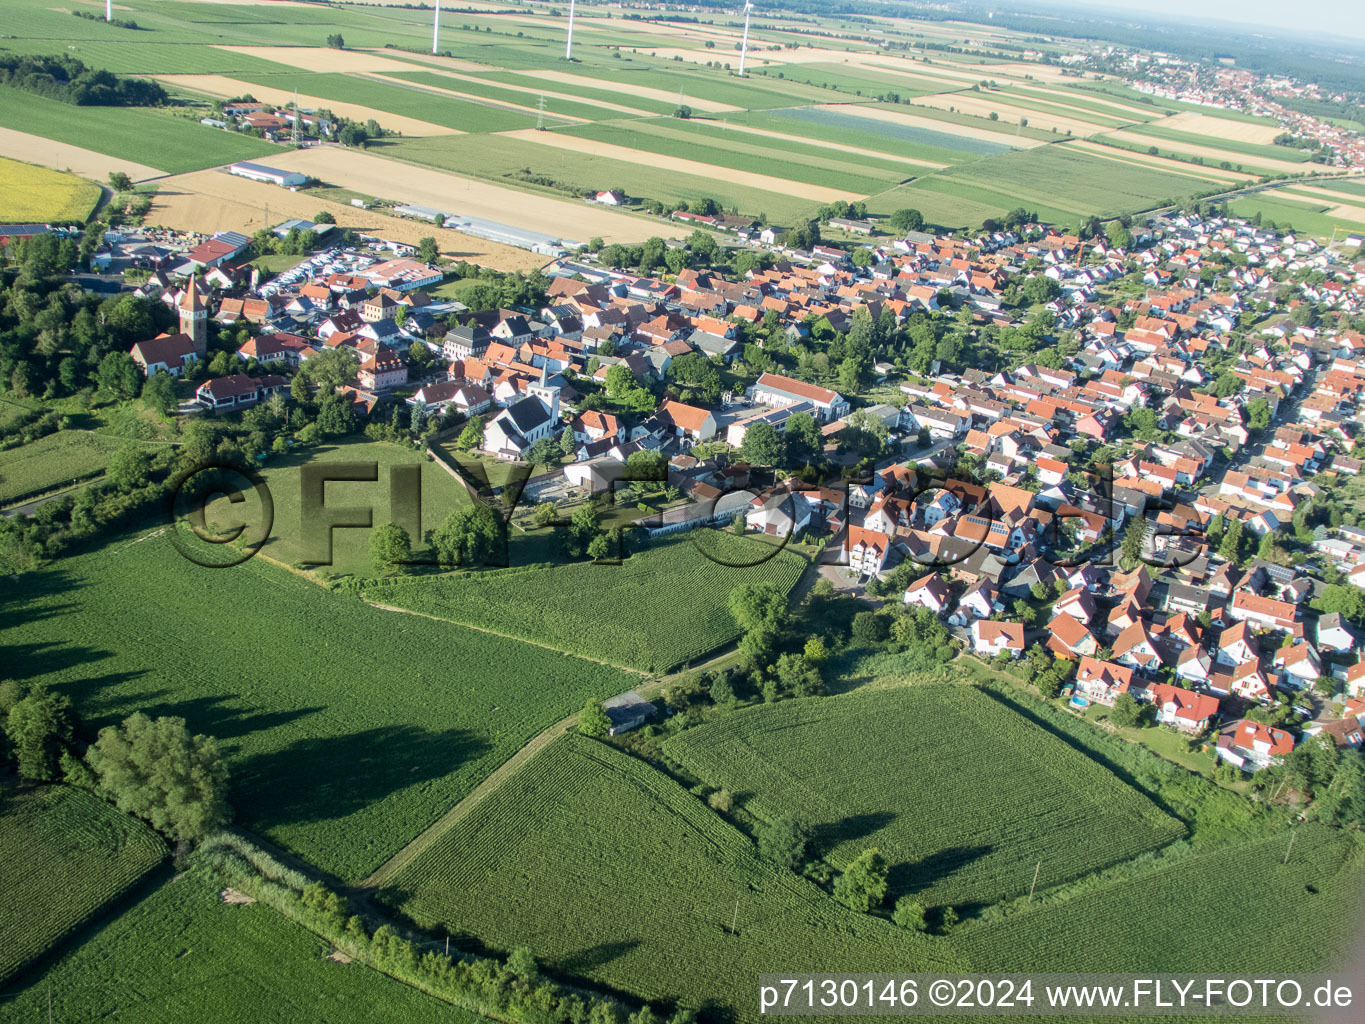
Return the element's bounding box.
[0,786,166,983]
[662,685,1186,909]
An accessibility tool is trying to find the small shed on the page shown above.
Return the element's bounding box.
[602,691,657,736]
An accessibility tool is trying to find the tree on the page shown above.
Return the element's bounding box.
[888,208,924,233]
[316,389,357,437]
[892,897,927,932]
[1021,274,1060,305]
[1110,691,1143,729]
[783,411,822,467]
[587,533,611,561]
[851,610,889,644]
[833,847,889,912]
[1219,518,1244,564]
[773,652,823,698]
[803,636,829,665]
[739,420,783,466]
[456,415,485,452]
[7,685,77,781]
[417,237,440,265]
[326,33,345,48]
[578,700,611,738]
[87,713,229,840]
[96,351,141,399]
[108,171,133,192]
[142,370,176,416]
[1119,518,1146,571]
[1313,584,1365,623]
[107,443,153,492]
[559,425,577,458]
[1246,398,1271,433]
[507,947,538,983]
[532,501,559,528]
[431,503,504,567]
[370,522,411,575]
[757,815,807,871]
[709,674,736,707]
[729,581,790,635]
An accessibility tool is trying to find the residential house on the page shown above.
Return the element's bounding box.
[903,573,951,614]
[971,620,1025,658]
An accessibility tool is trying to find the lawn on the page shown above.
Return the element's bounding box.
[0,156,102,223]
[0,87,283,175]
[381,734,965,1019]
[0,784,166,984]
[0,430,161,505]
[662,685,1185,910]
[1,536,639,882]
[2,868,483,1022]
[364,530,810,672]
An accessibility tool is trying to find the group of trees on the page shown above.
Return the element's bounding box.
[0,55,167,106]
[1,680,227,839]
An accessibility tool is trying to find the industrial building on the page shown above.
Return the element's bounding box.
[227,162,309,188]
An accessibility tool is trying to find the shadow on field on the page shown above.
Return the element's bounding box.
[0,568,82,630]
[814,810,896,853]
[557,939,642,974]
[239,726,489,828]
[889,844,993,899]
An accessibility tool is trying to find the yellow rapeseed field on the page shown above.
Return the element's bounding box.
[0,156,102,224]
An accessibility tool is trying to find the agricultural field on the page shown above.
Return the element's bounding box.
[959,825,1365,973]
[0,784,165,984]
[0,430,161,505]
[0,156,102,224]
[1228,194,1365,237]
[203,439,474,578]
[0,87,282,176]
[381,733,965,1019]
[3,536,639,881]
[662,685,1185,910]
[2,869,483,1023]
[364,530,809,672]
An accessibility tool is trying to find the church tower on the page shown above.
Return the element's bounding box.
[179,277,208,356]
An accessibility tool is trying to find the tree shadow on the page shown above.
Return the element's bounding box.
[813,810,896,855]
[888,844,993,899]
[557,939,642,974]
[237,726,489,829]
[2,641,117,684]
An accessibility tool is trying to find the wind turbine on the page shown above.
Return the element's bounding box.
[738,2,754,77]
[565,0,577,61]
[106,0,112,22]
[432,0,441,55]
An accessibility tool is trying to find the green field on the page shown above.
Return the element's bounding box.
[0,87,282,175]
[1,868,482,1022]
[0,430,160,505]
[382,733,965,1018]
[204,440,473,577]
[3,536,638,881]
[1131,122,1313,163]
[387,133,824,223]
[0,784,165,984]
[1228,194,1365,237]
[959,825,1365,973]
[379,70,631,124]
[662,685,1186,909]
[552,119,906,195]
[364,530,809,672]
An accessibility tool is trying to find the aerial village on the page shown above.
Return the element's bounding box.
[60,188,1365,778]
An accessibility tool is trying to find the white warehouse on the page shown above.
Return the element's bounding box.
[228,162,309,188]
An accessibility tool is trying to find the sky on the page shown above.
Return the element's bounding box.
[1068,0,1364,41]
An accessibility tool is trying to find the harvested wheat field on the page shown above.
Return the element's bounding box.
[0,126,165,182]
[820,103,1045,148]
[499,128,862,203]
[1104,129,1328,175]
[1160,112,1282,145]
[356,49,505,75]
[151,75,458,137]
[147,170,548,271]
[250,146,683,245]
[213,46,429,74]
[911,92,1110,137]
[955,61,1078,84]
[1062,140,1252,183]
[513,70,743,114]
